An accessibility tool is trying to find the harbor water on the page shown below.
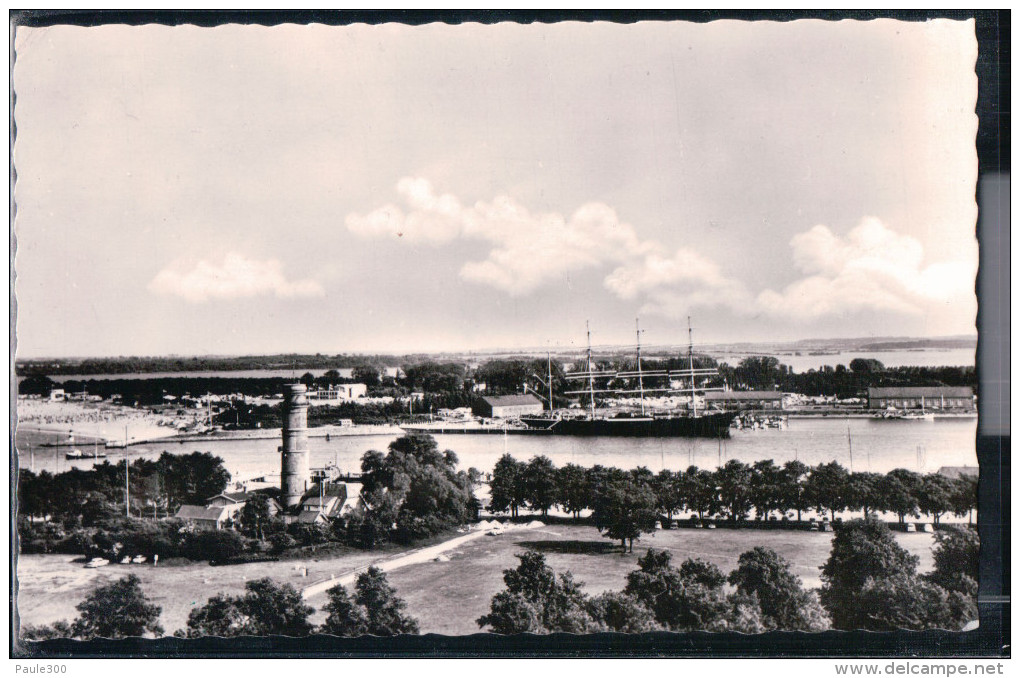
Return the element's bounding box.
[16,416,977,481]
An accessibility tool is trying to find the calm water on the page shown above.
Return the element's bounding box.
[16,417,977,481]
[715,348,974,372]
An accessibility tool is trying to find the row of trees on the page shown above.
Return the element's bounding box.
[478,547,827,634]
[19,452,232,525]
[478,521,978,634]
[21,567,419,641]
[16,354,405,377]
[489,455,977,550]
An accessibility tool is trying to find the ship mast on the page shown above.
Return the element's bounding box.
[636,318,646,415]
[547,351,554,413]
[586,320,596,419]
[688,316,698,417]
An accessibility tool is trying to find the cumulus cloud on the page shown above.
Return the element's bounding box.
[149,253,325,303]
[346,177,660,295]
[756,218,975,319]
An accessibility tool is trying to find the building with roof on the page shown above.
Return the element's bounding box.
[307,384,367,403]
[472,394,545,418]
[867,386,975,411]
[937,466,978,480]
[703,390,784,411]
[174,505,233,531]
[295,482,365,524]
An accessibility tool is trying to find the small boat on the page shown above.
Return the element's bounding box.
[84,557,110,569]
[131,555,147,564]
[65,449,86,459]
[120,556,132,564]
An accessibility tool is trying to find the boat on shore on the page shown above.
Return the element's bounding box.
[520,318,736,438]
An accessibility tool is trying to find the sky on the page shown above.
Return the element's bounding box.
[13,19,979,358]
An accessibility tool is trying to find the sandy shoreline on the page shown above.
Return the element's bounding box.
[15,398,404,448]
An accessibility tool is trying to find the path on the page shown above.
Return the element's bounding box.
[301,521,543,600]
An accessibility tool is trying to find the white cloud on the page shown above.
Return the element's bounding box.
[149,253,324,303]
[603,249,752,318]
[346,177,660,295]
[756,218,975,320]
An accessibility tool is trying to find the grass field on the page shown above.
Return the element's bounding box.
[17,524,937,636]
[339,524,936,635]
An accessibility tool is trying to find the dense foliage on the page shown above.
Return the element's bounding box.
[819,519,976,630]
[320,567,420,636]
[19,451,231,522]
[337,435,478,547]
[22,574,163,640]
[486,456,977,544]
[180,578,315,637]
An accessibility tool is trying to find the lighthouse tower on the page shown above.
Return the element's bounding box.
[280,383,310,508]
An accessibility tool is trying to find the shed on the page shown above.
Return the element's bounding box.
[703,390,784,411]
[473,394,544,418]
[867,387,974,411]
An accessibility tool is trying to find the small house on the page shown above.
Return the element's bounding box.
[472,394,544,418]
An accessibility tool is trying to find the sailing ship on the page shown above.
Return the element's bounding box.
[519,318,736,438]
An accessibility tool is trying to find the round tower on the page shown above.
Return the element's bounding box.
[280,383,310,508]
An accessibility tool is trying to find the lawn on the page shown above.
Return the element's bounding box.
[379,524,936,636]
[17,538,438,635]
[17,524,936,637]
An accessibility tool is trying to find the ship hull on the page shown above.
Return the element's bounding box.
[520,412,736,438]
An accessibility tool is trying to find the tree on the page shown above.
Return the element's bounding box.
[18,373,55,396]
[156,452,231,510]
[819,518,921,629]
[354,567,420,635]
[72,574,163,639]
[716,460,754,521]
[556,463,590,519]
[185,529,246,563]
[749,460,783,520]
[20,620,75,641]
[917,473,957,524]
[591,477,658,552]
[238,493,273,540]
[681,466,720,520]
[320,586,369,636]
[845,472,884,518]
[182,578,314,637]
[780,460,810,520]
[624,550,736,632]
[853,573,976,631]
[735,356,783,390]
[849,358,885,374]
[322,567,419,636]
[352,365,381,387]
[299,372,316,387]
[805,461,850,520]
[524,455,558,517]
[727,547,829,631]
[355,434,475,544]
[489,454,525,517]
[586,591,660,632]
[477,551,598,634]
[878,468,923,523]
[649,470,678,522]
[928,525,979,596]
[950,475,978,524]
